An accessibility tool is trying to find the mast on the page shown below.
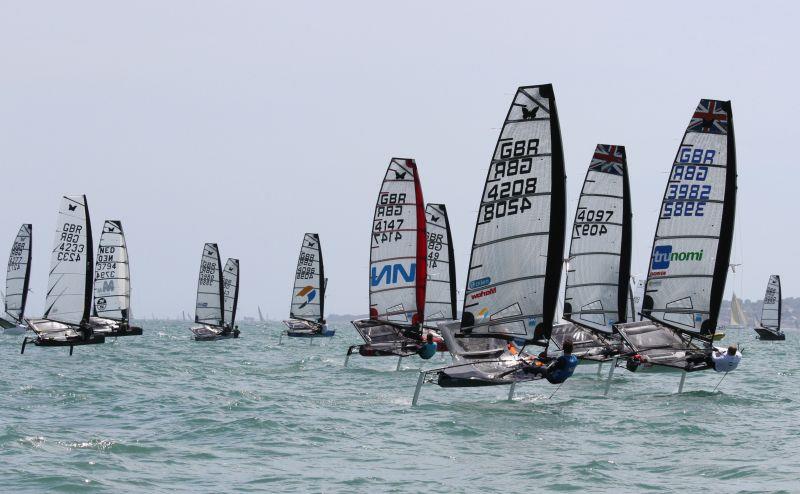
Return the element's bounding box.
[642,100,736,338]
[368,158,426,327]
[563,145,631,333]
[459,84,566,345]
[424,203,457,322]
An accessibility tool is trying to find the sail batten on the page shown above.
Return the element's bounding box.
[289,233,324,323]
[458,84,566,343]
[194,243,224,326]
[5,224,33,323]
[641,100,736,337]
[368,158,426,326]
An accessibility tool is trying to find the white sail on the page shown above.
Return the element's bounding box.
[563,145,631,333]
[626,281,636,323]
[460,84,566,342]
[760,275,781,330]
[195,243,224,326]
[730,293,746,326]
[44,195,93,326]
[93,220,130,321]
[258,306,265,322]
[5,224,33,323]
[290,233,324,323]
[369,158,426,326]
[424,204,457,322]
[223,258,240,328]
[642,100,736,336]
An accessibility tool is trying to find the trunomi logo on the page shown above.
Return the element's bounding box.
[469,277,491,290]
[651,245,704,274]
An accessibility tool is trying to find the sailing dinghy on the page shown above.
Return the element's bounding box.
[347,158,430,364]
[90,220,143,337]
[281,233,333,340]
[190,244,239,341]
[413,84,568,404]
[549,145,633,363]
[754,275,784,340]
[1,224,33,335]
[613,99,740,386]
[22,196,106,354]
[729,292,747,329]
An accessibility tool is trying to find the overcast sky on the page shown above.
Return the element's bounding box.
[0,0,794,318]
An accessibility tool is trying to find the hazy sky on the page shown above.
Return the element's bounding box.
[1,1,795,318]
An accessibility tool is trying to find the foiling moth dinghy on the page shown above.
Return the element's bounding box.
[22,196,106,354]
[1,224,33,335]
[413,84,572,405]
[549,144,635,370]
[611,99,741,393]
[346,158,439,368]
[190,243,240,341]
[280,233,334,343]
[90,220,143,337]
[754,275,784,340]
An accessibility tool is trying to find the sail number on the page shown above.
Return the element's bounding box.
[95,246,118,276]
[574,209,614,237]
[199,260,217,286]
[427,232,444,268]
[487,178,537,200]
[56,223,84,262]
[499,139,539,159]
[483,197,532,221]
[664,164,712,218]
[493,157,532,179]
[296,253,316,279]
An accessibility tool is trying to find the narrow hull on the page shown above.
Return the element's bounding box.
[616,321,715,373]
[286,329,335,338]
[754,327,785,341]
[33,335,106,347]
[191,324,239,341]
[282,319,334,338]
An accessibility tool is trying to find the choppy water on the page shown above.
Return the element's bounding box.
[1,323,798,493]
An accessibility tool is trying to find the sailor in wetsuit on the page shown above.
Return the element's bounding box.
[711,345,741,372]
[417,333,437,360]
[523,338,579,384]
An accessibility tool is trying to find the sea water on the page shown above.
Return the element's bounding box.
[1,323,798,493]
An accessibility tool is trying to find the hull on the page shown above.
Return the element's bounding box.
[91,318,143,337]
[616,321,715,373]
[282,319,335,338]
[754,326,785,341]
[550,322,628,362]
[191,324,239,341]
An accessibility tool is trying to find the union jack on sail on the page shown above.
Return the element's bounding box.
[589,144,625,175]
[687,99,728,135]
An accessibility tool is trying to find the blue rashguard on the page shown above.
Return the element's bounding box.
[418,342,437,360]
[546,354,578,384]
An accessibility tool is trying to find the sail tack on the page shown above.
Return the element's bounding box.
[44,195,93,326]
[563,145,631,333]
[642,100,736,336]
[424,204,457,322]
[5,224,32,323]
[290,233,324,323]
[223,258,240,328]
[93,220,130,321]
[195,243,224,326]
[369,158,426,326]
[760,275,781,330]
[461,84,566,342]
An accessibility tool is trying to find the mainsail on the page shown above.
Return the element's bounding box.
[760,275,781,330]
[642,99,736,337]
[5,224,33,323]
[93,220,130,321]
[424,204,457,322]
[369,158,426,326]
[459,84,566,344]
[730,292,747,326]
[563,145,631,333]
[223,258,240,328]
[195,243,224,327]
[44,195,94,326]
[290,233,325,323]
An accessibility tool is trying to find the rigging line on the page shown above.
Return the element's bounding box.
[548,382,564,400]
[712,372,728,392]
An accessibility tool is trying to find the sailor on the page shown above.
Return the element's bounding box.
[417,333,437,360]
[523,338,578,384]
[711,345,741,372]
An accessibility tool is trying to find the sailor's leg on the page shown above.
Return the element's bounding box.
[677,371,687,394]
[396,356,403,371]
[603,357,618,397]
[412,371,425,407]
[507,382,516,401]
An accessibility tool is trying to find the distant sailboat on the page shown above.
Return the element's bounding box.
[258,305,265,323]
[90,220,143,337]
[729,292,747,328]
[222,258,241,333]
[190,244,239,341]
[23,196,106,354]
[754,275,784,340]
[347,158,430,362]
[1,224,33,335]
[615,99,740,381]
[281,233,334,340]
[414,84,568,403]
[549,144,633,362]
